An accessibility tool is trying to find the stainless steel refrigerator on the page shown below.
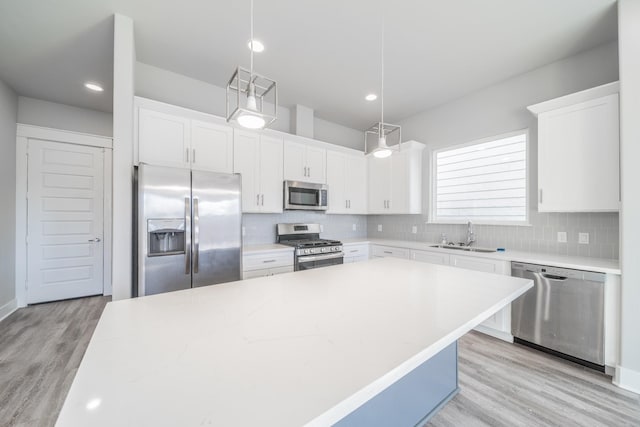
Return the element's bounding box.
[137,164,242,296]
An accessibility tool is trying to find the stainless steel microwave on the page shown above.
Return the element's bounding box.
[284,181,328,211]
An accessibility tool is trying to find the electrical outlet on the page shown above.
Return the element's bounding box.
[412,225,418,234]
[377,224,383,232]
[578,232,589,244]
[320,225,324,233]
[557,231,567,243]
[242,226,246,237]
[352,224,357,231]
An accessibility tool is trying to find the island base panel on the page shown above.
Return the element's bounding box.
[334,342,458,427]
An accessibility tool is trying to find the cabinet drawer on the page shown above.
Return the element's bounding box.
[410,250,449,266]
[343,244,370,258]
[371,245,409,259]
[449,254,508,275]
[242,265,294,279]
[243,252,293,271]
[344,255,369,264]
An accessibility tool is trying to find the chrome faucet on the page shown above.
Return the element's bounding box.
[466,221,476,246]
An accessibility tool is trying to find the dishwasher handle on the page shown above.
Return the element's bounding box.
[541,273,568,281]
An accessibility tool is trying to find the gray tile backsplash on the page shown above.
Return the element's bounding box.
[367,211,619,259]
[243,212,368,245]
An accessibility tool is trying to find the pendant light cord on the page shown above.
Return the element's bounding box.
[250,0,254,77]
[380,0,384,137]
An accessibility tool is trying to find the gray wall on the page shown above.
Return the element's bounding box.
[368,41,620,259]
[243,213,367,245]
[17,96,113,137]
[135,62,364,150]
[0,78,18,310]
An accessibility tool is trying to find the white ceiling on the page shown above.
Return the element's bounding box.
[0,0,618,129]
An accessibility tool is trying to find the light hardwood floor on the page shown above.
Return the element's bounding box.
[0,296,109,427]
[1,297,638,426]
[428,332,640,427]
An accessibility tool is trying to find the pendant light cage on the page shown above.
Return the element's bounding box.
[364,122,401,155]
[226,67,278,128]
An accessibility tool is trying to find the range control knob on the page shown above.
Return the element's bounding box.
[321,247,328,252]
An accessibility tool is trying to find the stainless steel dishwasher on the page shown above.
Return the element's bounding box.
[511,262,605,370]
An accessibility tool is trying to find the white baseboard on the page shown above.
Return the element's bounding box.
[474,325,514,343]
[0,298,18,323]
[614,366,640,395]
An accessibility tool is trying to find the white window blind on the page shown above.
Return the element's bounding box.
[432,132,528,223]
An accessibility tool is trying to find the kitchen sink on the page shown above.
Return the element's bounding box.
[429,245,497,253]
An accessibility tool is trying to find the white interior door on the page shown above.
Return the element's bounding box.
[27,139,104,304]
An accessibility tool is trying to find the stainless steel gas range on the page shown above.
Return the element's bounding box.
[276,223,343,271]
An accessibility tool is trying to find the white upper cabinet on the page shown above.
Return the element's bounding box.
[528,82,620,212]
[367,141,425,214]
[283,138,326,184]
[137,104,234,173]
[190,120,234,173]
[138,108,190,169]
[233,130,283,213]
[326,150,367,214]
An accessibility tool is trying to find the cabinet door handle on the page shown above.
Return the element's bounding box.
[192,148,196,164]
[185,148,189,163]
[304,166,308,177]
[539,189,543,204]
[348,200,351,208]
[261,194,264,206]
[345,200,348,208]
[308,167,311,177]
[263,259,276,263]
[256,194,260,206]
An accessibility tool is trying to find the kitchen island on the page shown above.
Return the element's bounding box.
[56,258,532,427]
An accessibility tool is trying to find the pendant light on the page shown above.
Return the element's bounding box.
[226,0,277,129]
[364,1,401,158]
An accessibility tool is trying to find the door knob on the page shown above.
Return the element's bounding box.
[89,237,102,242]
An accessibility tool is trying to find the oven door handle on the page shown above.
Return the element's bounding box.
[297,252,344,263]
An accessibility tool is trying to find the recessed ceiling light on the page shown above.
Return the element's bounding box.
[247,39,264,52]
[84,82,104,92]
[365,94,377,101]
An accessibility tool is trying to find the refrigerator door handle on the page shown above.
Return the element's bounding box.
[185,197,191,275]
[193,197,200,274]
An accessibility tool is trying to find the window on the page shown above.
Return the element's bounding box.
[431,131,528,224]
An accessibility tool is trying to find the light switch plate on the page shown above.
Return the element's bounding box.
[578,232,590,244]
[412,226,418,234]
[352,224,357,231]
[557,231,567,243]
[377,224,383,232]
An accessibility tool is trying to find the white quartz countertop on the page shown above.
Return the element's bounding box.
[242,243,294,255]
[339,238,621,275]
[57,258,532,427]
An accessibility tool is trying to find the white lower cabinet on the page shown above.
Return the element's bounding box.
[343,244,370,264]
[242,251,294,279]
[448,254,512,341]
[410,250,450,265]
[371,245,410,259]
[449,254,508,274]
[243,265,293,279]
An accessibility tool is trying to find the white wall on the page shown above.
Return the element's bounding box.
[399,41,619,215]
[17,96,113,137]
[617,0,640,394]
[314,117,364,151]
[111,14,135,301]
[135,61,364,149]
[0,78,18,318]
